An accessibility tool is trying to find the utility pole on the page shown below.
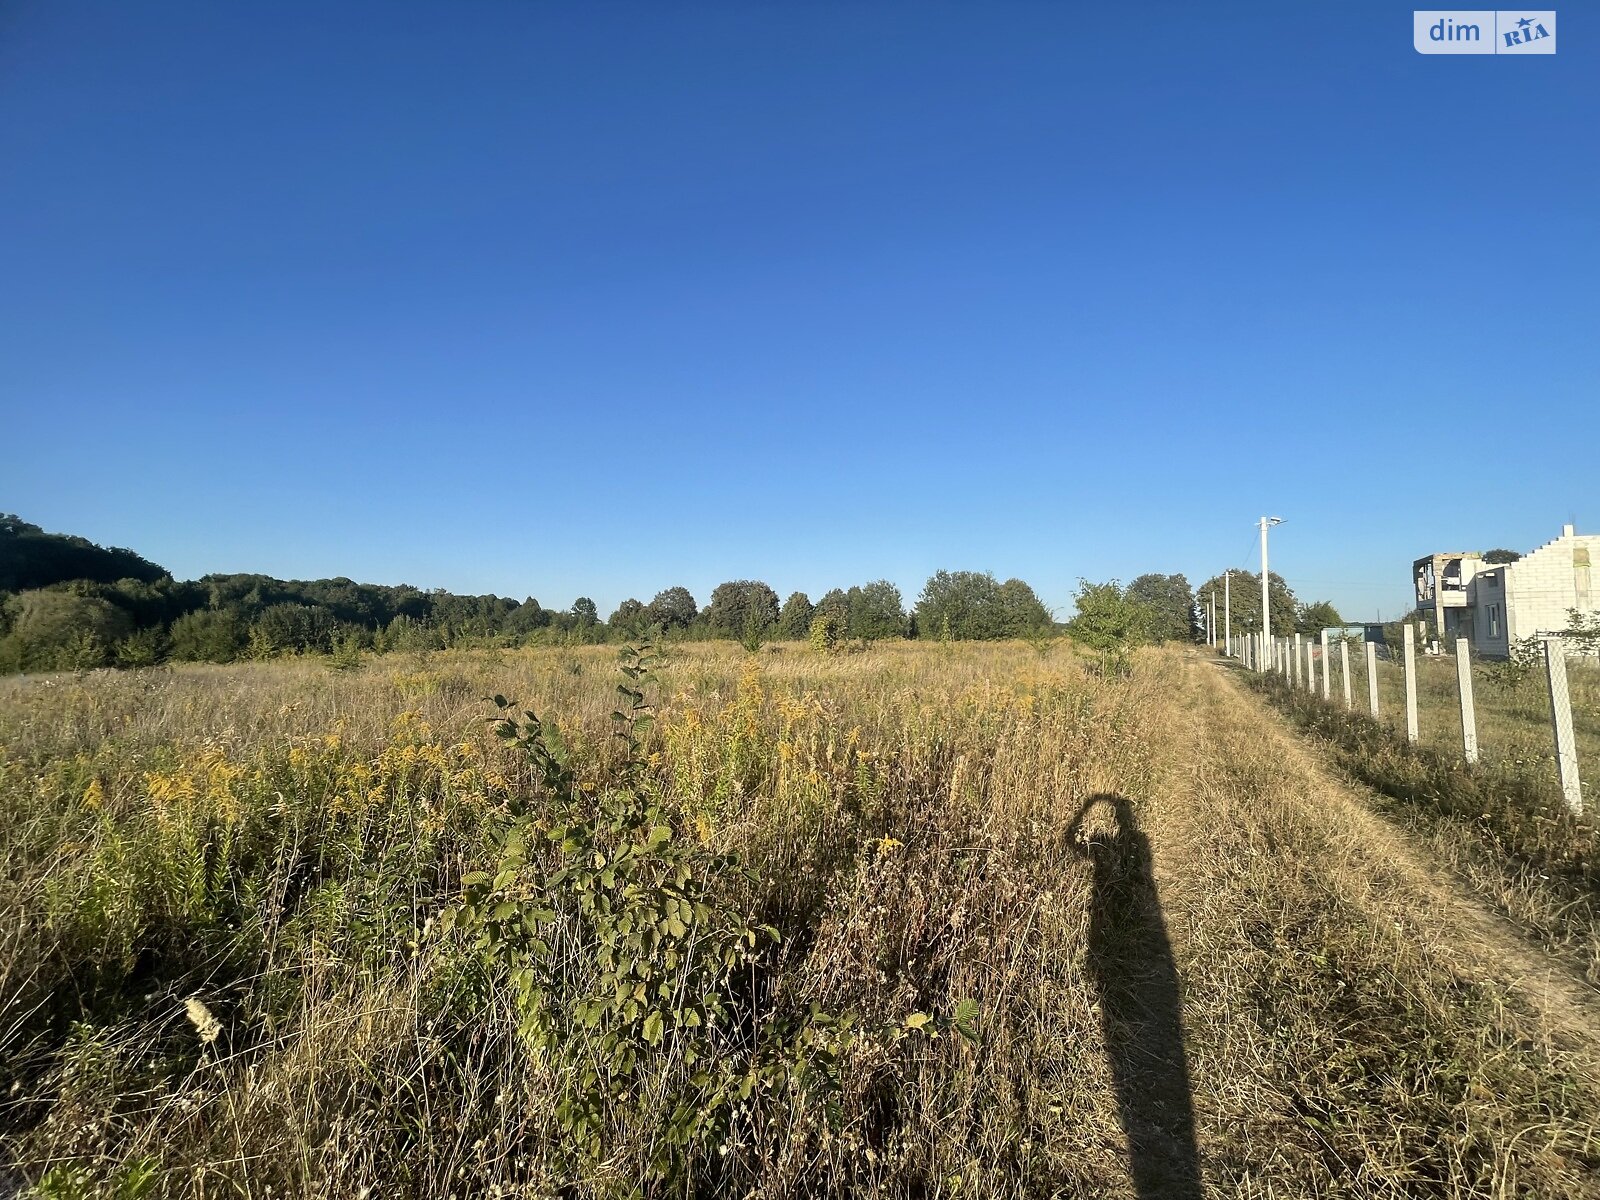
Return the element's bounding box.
[1259,517,1283,651]
[1224,570,1231,655]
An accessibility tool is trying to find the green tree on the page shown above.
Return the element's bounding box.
[1067,580,1153,651]
[0,514,168,592]
[609,598,648,639]
[1564,608,1600,655]
[814,588,849,627]
[1295,599,1344,634]
[995,578,1052,638]
[0,590,131,670]
[1482,548,1522,565]
[776,591,814,639]
[1124,574,1196,643]
[114,627,167,668]
[915,570,1018,640]
[645,587,697,630]
[384,613,445,652]
[706,580,780,639]
[252,603,339,655]
[846,580,906,641]
[1193,570,1297,638]
[504,597,550,639]
[1067,579,1154,675]
[169,608,249,663]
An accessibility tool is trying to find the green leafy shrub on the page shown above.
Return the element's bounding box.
[1067,580,1151,676]
[327,632,365,672]
[809,612,843,655]
[441,648,868,1184]
[114,626,166,668]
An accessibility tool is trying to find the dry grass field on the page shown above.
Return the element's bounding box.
[2,642,1598,1198]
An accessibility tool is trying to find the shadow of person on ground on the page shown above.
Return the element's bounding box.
[1067,793,1202,1199]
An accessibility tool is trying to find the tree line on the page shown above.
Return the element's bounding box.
[0,515,1350,673]
[1067,571,1340,655]
[0,517,1061,672]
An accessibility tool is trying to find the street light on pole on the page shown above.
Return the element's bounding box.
[1224,570,1231,656]
[1260,517,1283,655]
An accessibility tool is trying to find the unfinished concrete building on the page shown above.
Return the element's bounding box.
[1413,524,1599,658]
[1412,550,1484,646]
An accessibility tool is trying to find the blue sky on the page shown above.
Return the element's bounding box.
[2,2,1594,622]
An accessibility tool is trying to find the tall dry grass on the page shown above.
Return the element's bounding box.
[0,643,1166,1197]
[3,643,1597,1198]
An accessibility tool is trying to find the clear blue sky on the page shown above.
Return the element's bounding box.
[3,2,1594,622]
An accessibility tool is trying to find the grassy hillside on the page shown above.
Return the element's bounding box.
[2,644,1597,1197]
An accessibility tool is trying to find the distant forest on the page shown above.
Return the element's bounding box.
[0,516,1354,674]
[1,516,1065,673]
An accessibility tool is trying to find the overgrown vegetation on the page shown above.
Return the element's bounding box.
[0,642,1144,1194]
[444,648,961,1187]
[3,641,1598,1195]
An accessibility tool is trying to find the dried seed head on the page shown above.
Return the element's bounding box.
[184,995,222,1046]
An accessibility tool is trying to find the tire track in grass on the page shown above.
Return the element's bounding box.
[1138,649,1600,1197]
[1201,657,1600,1054]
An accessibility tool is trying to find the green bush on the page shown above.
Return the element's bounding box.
[1,590,131,670]
[169,608,248,663]
[440,648,955,1185]
[809,611,843,655]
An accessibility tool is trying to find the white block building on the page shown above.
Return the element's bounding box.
[1460,524,1598,658]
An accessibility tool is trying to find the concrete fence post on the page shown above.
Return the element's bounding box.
[1293,633,1302,688]
[1543,637,1584,814]
[1365,640,1380,717]
[1455,637,1478,765]
[1340,638,1352,710]
[1306,638,1316,695]
[1320,630,1332,700]
[1402,623,1419,743]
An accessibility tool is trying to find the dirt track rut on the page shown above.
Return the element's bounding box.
[1188,653,1600,1058]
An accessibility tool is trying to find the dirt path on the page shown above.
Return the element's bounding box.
[1188,652,1600,1058]
[1107,650,1600,1194]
